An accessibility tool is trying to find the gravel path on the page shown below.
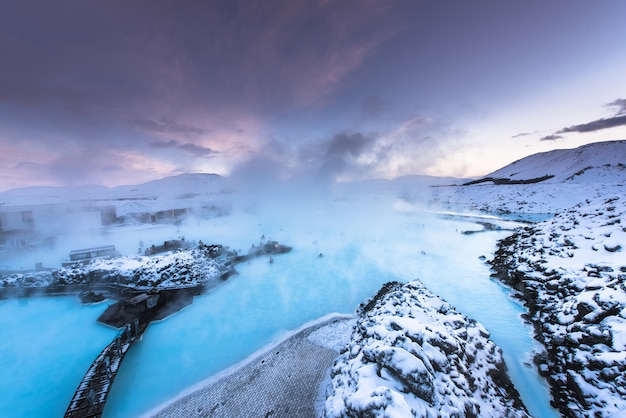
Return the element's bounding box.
[150,315,354,418]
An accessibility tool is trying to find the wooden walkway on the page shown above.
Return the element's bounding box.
[64,320,139,418]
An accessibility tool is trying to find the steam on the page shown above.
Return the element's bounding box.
[0,142,443,272]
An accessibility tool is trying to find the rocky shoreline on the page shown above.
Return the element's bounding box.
[489,196,626,416]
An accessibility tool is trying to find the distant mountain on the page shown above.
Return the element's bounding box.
[0,173,225,208]
[111,173,224,198]
[480,140,626,184]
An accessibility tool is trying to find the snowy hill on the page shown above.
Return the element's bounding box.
[431,140,626,215]
[485,140,626,184]
[489,195,626,416]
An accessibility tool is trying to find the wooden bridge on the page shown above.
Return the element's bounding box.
[64,320,140,418]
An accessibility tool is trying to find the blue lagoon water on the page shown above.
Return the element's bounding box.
[0,297,116,417]
[1,200,558,417]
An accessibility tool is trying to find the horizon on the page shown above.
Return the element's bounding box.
[2,138,624,194]
[2,1,626,191]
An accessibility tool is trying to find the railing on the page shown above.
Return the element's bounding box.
[64,320,139,418]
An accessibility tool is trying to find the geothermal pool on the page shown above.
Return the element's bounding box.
[0,203,558,417]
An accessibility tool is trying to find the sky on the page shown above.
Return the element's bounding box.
[1,0,626,191]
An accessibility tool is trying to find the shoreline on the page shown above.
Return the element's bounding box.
[142,313,356,418]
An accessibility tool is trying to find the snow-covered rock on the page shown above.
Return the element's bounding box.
[323,281,529,418]
[490,195,626,416]
[1,246,232,289]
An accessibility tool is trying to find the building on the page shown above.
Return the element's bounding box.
[0,203,117,247]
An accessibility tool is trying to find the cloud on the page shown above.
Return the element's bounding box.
[0,0,411,189]
[128,117,210,136]
[317,132,376,179]
[540,134,563,141]
[0,1,404,116]
[149,139,216,157]
[325,132,373,159]
[230,110,465,187]
[606,98,626,116]
[511,132,531,139]
[556,115,626,134]
[537,98,626,141]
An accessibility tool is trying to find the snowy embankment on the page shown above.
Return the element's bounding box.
[323,281,529,417]
[1,246,230,289]
[490,195,626,415]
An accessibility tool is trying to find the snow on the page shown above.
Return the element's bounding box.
[308,318,357,352]
[490,194,626,415]
[488,140,626,183]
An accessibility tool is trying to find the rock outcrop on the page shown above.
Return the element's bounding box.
[323,280,529,417]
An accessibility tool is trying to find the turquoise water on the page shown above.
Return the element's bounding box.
[0,201,558,417]
[0,297,116,417]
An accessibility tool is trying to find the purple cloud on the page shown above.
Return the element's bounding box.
[0,1,403,115]
[128,117,210,136]
[149,140,216,157]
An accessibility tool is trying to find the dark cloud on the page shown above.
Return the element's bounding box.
[128,117,210,136]
[556,115,626,134]
[318,132,375,178]
[230,131,379,191]
[511,132,531,139]
[606,98,626,116]
[149,140,216,157]
[325,132,373,159]
[538,98,626,141]
[0,0,403,115]
[540,134,563,141]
